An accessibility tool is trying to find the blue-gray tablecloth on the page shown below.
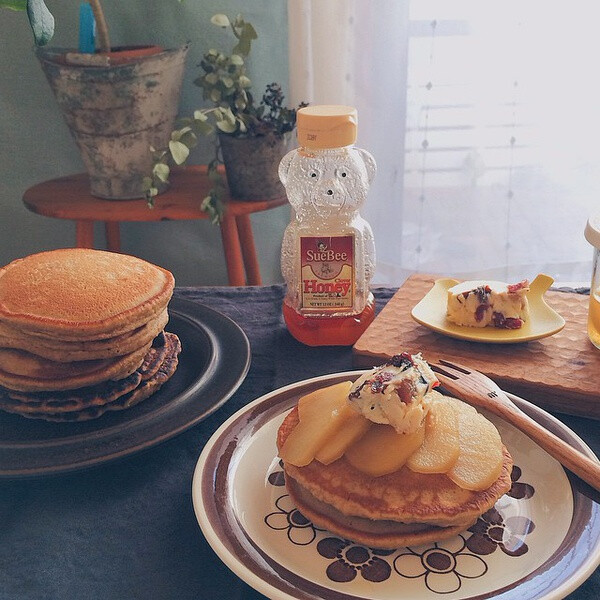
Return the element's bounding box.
[0,285,598,599]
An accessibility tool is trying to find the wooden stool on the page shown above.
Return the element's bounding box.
[22,166,288,286]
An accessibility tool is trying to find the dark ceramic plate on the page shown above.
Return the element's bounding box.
[0,297,250,478]
[193,371,600,600]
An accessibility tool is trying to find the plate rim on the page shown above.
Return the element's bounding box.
[411,277,566,344]
[192,370,600,600]
[0,296,251,478]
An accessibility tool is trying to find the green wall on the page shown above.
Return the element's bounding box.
[0,0,290,285]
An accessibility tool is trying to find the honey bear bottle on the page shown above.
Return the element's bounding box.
[279,105,376,346]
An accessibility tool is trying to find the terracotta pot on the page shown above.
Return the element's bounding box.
[36,45,189,199]
[218,132,290,201]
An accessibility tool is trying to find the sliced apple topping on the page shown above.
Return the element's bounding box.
[280,378,506,491]
[297,380,353,419]
[406,396,460,474]
[447,401,504,491]
[344,422,425,477]
[279,381,353,467]
[314,412,370,465]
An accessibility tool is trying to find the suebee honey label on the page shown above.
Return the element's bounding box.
[300,235,354,310]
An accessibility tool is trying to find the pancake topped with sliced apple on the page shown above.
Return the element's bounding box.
[277,353,513,549]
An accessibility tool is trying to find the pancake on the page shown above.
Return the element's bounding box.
[4,332,173,407]
[42,348,179,422]
[0,248,174,339]
[0,250,181,422]
[277,404,513,548]
[0,332,181,421]
[135,331,173,381]
[0,309,169,362]
[0,342,151,392]
[286,476,471,549]
[0,372,143,414]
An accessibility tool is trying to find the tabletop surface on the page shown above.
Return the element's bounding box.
[1,285,598,600]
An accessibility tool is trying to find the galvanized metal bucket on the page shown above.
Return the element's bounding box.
[36,45,189,200]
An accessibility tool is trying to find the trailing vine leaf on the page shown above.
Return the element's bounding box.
[210,13,230,28]
[203,159,226,223]
[153,163,170,183]
[143,176,159,207]
[26,0,54,45]
[232,23,257,57]
[168,140,190,165]
[201,192,224,224]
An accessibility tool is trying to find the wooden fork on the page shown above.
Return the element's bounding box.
[430,359,600,494]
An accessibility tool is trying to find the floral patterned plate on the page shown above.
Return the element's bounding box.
[192,371,600,600]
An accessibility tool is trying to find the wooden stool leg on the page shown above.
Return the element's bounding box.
[236,214,262,285]
[219,215,246,286]
[75,221,94,248]
[105,222,121,252]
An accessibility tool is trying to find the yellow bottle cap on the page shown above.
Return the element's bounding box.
[297,105,358,149]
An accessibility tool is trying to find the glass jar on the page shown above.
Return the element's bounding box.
[584,215,600,349]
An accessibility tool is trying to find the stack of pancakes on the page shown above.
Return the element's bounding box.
[277,406,513,549]
[0,248,181,422]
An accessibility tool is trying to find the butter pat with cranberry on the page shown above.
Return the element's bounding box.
[348,353,439,434]
[446,280,530,329]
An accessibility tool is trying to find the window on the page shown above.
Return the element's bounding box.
[288,0,599,285]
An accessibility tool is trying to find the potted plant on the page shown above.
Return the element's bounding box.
[2,0,188,200]
[144,13,305,223]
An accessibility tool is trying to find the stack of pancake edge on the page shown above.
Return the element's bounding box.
[0,248,181,422]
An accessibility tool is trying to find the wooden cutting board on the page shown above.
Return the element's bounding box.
[353,274,600,419]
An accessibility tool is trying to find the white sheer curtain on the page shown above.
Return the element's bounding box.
[287,0,600,286]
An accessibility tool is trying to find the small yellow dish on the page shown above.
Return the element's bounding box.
[410,274,566,343]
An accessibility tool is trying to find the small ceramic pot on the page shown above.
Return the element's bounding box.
[218,132,290,201]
